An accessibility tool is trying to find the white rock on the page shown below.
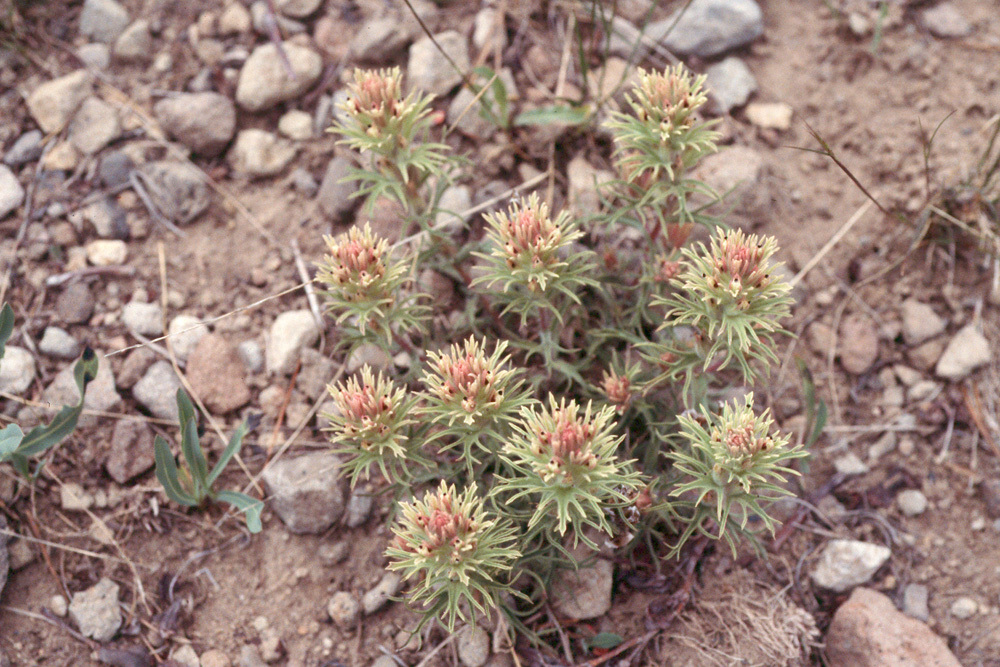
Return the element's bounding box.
[122,301,162,337]
[362,572,402,615]
[811,539,891,592]
[113,19,153,62]
[79,0,130,44]
[745,101,793,130]
[950,596,978,619]
[327,591,359,627]
[473,7,505,51]
[266,310,320,374]
[408,31,470,96]
[219,2,252,35]
[897,489,928,517]
[86,239,127,266]
[38,327,81,360]
[346,343,392,374]
[167,315,208,362]
[936,324,990,380]
[458,625,491,667]
[922,3,972,39]
[902,583,929,621]
[69,578,122,642]
[277,109,313,140]
[833,452,868,476]
[25,70,93,134]
[901,299,946,345]
[43,354,121,414]
[235,42,322,112]
[229,129,297,177]
[61,482,95,511]
[433,184,472,234]
[50,594,69,617]
[0,165,25,220]
[276,0,321,19]
[132,361,183,422]
[171,644,200,667]
[705,56,757,113]
[0,346,36,394]
[77,43,111,70]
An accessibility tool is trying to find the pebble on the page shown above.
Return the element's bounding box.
[132,360,183,422]
[235,42,322,112]
[3,130,43,167]
[907,338,945,371]
[902,583,930,621]
[86,239,127,266]
[229,129,297,177]
[473,6,505,51]
[565,156,611,217]
[266,310,321,374]
[867,432,897,462]
[237,645,267,667]
[219,2,252,35]
[550,558,614,620]
[745,101,794,130]
[362,572,402,615]
[327,591,360,627]
[277,109,313,140]
[897,489,927,517]
[833,452,868,476]
[346,343,392,374]
[261,451,345,534]
[41,141,79,172]
[458,625,491,667]
[276,0,321,19]
[201,650,231,667]
[950,597,978,619]
[825,588,960,667]
[921,2,972,39]
[316,156,357,220]
[350,16,416,63]
[122,300,162,337]
[448,86,498,140]
[651,0,763,58]
[344,491,373,528]
[49,594,69,617]
[839,312,879,374]
[25,70,93,134]
[77,196,129,238]
[136,161,210,225]
[38,327,81,359]
[812,540,891,592]
[370,657,397,667]
[907,380,940,403]
[98,151,135,188]
[318,540,349,566]
[167,315,208,362]
[105,419,155,483]
[705,56,757,113]
[0,165,24,220]
[56,282,96,324]
[113,19,153,62]
[79,0,131,44]
[69,578,122,642]
[154,92,237,157]
[186,334,252,414]
[76,43,111,70]
[250,1,305,35]
[901,299,946,345]
[171,645,200,667]
[61,482,95,511]
[43,353,121,414]
[981,479,1000,519]
[117,348,154,389]
[236,340,264,374]
[935,324,990,380]
[407,31,470,95]
[0,347,36,394]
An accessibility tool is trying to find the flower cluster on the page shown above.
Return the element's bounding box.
[601,368,633,414]
[386,482,519,632]
[324,366,417,486]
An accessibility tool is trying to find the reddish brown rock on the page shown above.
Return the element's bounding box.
[839,312,879,374]
[105,419,154,483]
[186,334,251,414]
[825,588,960,667]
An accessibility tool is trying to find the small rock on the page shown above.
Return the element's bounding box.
[867,431,897,462]
[201,650,231,667]
[408,31,470,95]
[61,482,95,511]
[277,110,313,140]
[705,56,757,113]
[79,0,131,44]
[922,3,972,39]
[839,312,878,374]
[25,70,93,134]
[171,645,200,667]
[38,327,81,359]
[236,42,322,112]
[113,19,153,62]
[43,353,121,414]
[566,156,613,217]
[745,101,794,130]
[847,11,871,37]
[266,310,320,374]
[105,419,155,483]
[344,491,373,528]
[473,7,505,51]
[69,578,122,642]
[318,540,349,565]
[833,452,868,476]
[250,1,305,35]
[434,185,472,234]
[3,131,43,167]
[86,239,127,266]
[98,151,135,189]
[276,0,321,19]
[935,324,990,380]
[167,315,208,362]
[370,657,397,667]
[950,596,977,619]
[902,583,929,621]
[825,588,960,667]
[41,141,79,172]
[812,539,891,593]
[981,479,1000,519]
[229,129,297,177]
[907,380,940,403]
[237,645,267,667]
[350,16,417,63]
[132,360,183,422]
[908,338,946,372]
[219,3,252,35]
[186,334,252,414]
[651,0,763,58]
[7,537,33,570]
[50,594,69,617]
[137,161,210,225]
[897,489,927,517]
[457,625,491,667]
[237,340,264,374]
[327,591,360,627]
[690,145,764,209]
[550,558,614,620]
[0,166,25,220]
[316,156,356,220]
[362,572,402,615]
[346,343,392,374]
[900,299,946,345]
[261,451,345,533]
[77,43,111,70]
[0,347,36,394]
[122,301,162,337]
[291,167,318,196]
[78,196,129,238]
[154,92,237,157]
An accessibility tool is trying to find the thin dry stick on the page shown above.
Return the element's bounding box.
[291,238,323,329]
[789,200,872,288]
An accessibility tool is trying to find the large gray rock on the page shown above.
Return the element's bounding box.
[79,0,130,44]
[649,0,763,58]
[811,540,890,593]
[69,578,122,642]
[68,97,121,155]
[136,161,210,225]
[154,92,236,157]
[42,354,121,414]
[132,361,183,422]
[0,165,24,220]
[350,16,417,63]
[261,451,346,534]
[266,310,320,374]
[407,31,470,96]
[235,43,322,112]
[3,131,43,167]
[25,70,93,134]
[705,56,757,113]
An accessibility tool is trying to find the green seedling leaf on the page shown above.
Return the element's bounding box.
[513,104,591,128]
[216,490,263,534]
[587,632,623,650]
[154,435,199,507]
[176,388,197,431]
[180,415,208,498]
[0,424,24,456]
[0,302,13,361]
[206,416,252,488]
[17,349,98,458]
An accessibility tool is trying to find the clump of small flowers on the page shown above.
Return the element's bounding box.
[668,394,807,554]
[315,222,424,349]
[656,227,793,382]
[323,366,420,487]
[420,337,534,469]
[473,193,597,324]
[497,396,643,542]
[386,481,520,632]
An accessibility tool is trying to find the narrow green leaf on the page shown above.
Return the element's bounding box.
[0,302,14,361]
[9,453,30,479]
[176,388,197,431]
[206,419,248,488]
[0,423,24,457]
[18,350,98,458]
[216,490,263,534]
[154,435,198,506]
[513,104,591,128]
[180,417,208,497]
